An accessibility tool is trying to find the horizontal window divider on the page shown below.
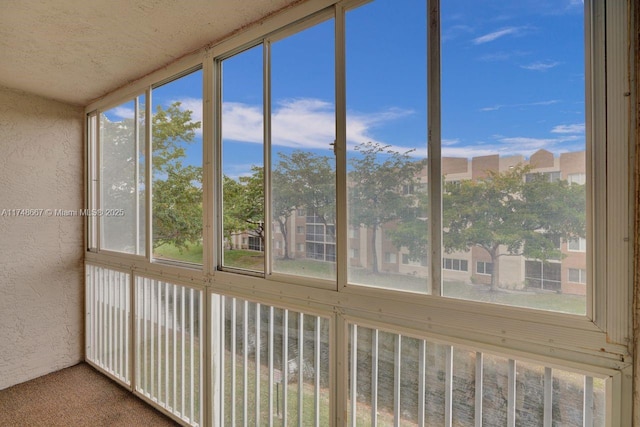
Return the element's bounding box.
[266,271,337,291]
[336,304,627,367]
[208,268,628,364]
[339,282,601,332]
[339,312,629,377]
[87,253,629,367]
[86,257,206,290]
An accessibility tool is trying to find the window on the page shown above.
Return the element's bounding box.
[384,252,397,264]
[567,237,587,252]
[525,171,562,183]
[221,44,264,272]
[348,226,359,239]
[568,173,586,185]
[476,261,493,275]
[99,97,146,255]
[525,261,561,291]
[86,1,631,424]
[568,268,587,284]
[443,258,468,272]
[151,69,203,265]
[441,0,587,313]
[346,0,428,290]
[270,17,336,280]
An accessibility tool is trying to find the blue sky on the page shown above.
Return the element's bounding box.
[107,0,585,178]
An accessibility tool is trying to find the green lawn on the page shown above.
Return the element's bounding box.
[223,249,264,271]
[150,247,585,315]
[154,242,204,264]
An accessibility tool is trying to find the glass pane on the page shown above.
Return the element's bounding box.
[151,69,203,264]
[100,97,145,254]
[270,19,336,280]
[221,45,265,272]
[441,1,587,314]
[346,0,429,292]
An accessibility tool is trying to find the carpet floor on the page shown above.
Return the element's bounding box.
[0,363,179,426]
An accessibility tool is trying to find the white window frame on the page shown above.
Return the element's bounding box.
[84,0,634,424]
[568,237,587,252]
[569,267,588,285]
[476,261,493,276]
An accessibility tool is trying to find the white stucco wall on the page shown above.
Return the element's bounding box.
[0,86,84,390]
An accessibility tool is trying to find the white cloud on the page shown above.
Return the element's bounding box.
[221,102,263,143]
[479,99,559,112]
[551,123,585,134]
[216,97,416,153]
[472,27,521,44]
[521,61,560,71]
[111,106,135,119]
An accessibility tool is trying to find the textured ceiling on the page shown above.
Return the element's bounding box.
[0,0,299,106]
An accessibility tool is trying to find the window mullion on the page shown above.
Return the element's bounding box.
[203,56,215,276]
[427,0,442,296]
[264,40,273,277]
[134,98,140,256]
[335,3,348,291]
[145,87,153,263]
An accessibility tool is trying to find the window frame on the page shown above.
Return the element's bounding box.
[84,0,633,424]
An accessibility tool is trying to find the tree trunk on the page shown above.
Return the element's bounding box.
[490,247,500,291]
[278,218,290,260]
[370,225,379,274]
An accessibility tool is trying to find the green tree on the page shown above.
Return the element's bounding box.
[386,187,429,263]
[222,166,265,249]
[272,151,336,260]
[151,102,202,252]
[349,142,425,274]
[443,165,586,291]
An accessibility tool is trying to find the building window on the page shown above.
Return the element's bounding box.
[443,258,468,272]
[476,261,493,275]
[568,173,586,185]
[567,237,587,252]
[525,171,561,183]
[248,236,263,252]
[348,227,359,239]
[525,261,561,291]
[384,252,397,264]
[568,268,587,284]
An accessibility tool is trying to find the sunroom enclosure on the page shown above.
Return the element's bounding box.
[85,0,633,426]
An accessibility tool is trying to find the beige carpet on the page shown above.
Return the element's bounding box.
[0,363,179,426]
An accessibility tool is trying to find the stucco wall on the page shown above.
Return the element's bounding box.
[0,86,84,390]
